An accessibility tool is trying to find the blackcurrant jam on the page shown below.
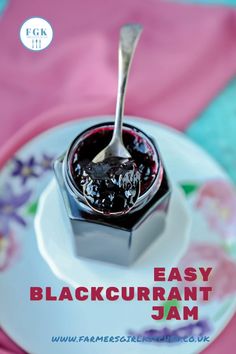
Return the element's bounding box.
[68,124,161,213]
[82,157,140,214]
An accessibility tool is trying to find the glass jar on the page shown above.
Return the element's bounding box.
[54,122,171,266]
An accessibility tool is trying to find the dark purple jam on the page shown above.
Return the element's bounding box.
[69,126,158,207]
[81,157,140,214]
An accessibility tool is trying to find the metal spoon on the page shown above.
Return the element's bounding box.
[92,23,143,163]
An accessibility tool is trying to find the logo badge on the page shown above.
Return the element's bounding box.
[20,17,53,51]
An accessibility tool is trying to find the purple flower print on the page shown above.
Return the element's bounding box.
[0,184,31,235]
[38,153,54,172]
[128,319,211,345]
[11,156,39,185]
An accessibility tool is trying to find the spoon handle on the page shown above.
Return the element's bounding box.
[112,24,143,142]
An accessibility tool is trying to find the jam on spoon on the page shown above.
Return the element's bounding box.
[82,24,143,215]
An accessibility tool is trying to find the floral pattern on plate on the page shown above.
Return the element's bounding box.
[180,179,236,300]
[0,153,54,270]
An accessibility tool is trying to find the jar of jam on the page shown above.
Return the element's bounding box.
[54,121,171,266]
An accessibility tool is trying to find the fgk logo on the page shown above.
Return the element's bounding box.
[20,17,53,51]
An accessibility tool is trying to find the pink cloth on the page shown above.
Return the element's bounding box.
[0,0,236,353]
[1,0,236,148]
[0,331,26,354]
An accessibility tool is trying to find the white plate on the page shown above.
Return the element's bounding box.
[0,116,236,354]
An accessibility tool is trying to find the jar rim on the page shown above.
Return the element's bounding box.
[63,122,163,213]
